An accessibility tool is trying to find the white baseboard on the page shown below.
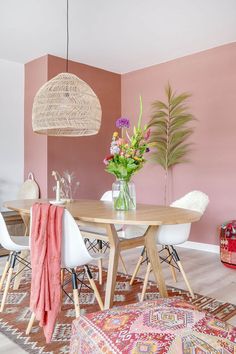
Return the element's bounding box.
[177,241,220,254]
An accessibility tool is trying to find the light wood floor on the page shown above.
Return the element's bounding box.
[0,247,235,353]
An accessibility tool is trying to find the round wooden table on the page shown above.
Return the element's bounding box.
[4,199,201,309]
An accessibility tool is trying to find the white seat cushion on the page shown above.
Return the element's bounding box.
[11,236,29,249]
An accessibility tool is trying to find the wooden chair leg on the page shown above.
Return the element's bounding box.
[85,265,104,311]
[130,247,146,285]
[61,268,65,284]
[140,262,152,302]
[72,270,80,318]
[26,312,36,335]
[73,289,80,318]
[170,246,194,299]
[177,260,195,299]
[0,252,17,312]
[166,246,177,283]
[119,253,127,274]
[0,253,12,291]
[13,250,29,290]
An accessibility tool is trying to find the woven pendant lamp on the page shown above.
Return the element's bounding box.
[32,72,102,136]
[32,0,102,137]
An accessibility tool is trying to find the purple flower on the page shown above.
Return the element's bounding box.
[116,117,130,129]
[146,147,150,153]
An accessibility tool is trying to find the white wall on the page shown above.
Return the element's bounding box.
[0,59,24,210]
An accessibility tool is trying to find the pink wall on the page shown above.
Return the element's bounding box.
[47,55,121,199]
[24,56,48,197]
[122,43,236,245]
[25,44,236,245]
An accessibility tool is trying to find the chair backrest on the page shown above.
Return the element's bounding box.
[171,190,209,214]
[156,191,209,246]
[100,191,112,202]
[61,209,94,269]
[0,212,16,250]
[29,207,93,269]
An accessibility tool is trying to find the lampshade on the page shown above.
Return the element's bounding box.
[32,72,102,136]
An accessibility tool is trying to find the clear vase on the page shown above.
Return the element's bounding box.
[112,179,136,211]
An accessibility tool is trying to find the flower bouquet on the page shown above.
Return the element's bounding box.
[104,97,150,210]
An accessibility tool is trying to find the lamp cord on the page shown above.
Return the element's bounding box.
[66,0,69,72]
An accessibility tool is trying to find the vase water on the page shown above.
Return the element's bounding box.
[112,179,136,211]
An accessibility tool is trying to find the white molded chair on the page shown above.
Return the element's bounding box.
[131,191,209,300]
[26,208,104,335]
[61,209,104,316]
[0,213,30,312]
[80,190,127,284]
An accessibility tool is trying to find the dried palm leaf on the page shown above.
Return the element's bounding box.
[148,83,195,203]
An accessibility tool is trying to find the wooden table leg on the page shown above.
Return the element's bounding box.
[19,212,30,236]
[144,226,168,297]
[104,224,120,309]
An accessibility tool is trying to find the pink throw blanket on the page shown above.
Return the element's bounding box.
[30,203,64,343]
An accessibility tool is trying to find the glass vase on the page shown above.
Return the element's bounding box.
[112,179,136,211]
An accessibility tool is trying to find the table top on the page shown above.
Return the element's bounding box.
[3,199,201,226]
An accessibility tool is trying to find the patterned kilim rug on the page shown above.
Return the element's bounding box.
[0,266,236,354]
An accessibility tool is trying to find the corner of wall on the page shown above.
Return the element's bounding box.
[24,55,48,197]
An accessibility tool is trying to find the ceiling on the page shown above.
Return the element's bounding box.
[0,0,236,73]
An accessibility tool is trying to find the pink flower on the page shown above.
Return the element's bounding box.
[117,138,126,146]
[144,128,151,141]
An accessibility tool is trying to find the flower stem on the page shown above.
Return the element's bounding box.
[138,95,143,129]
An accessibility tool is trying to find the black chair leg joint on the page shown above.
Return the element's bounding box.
[84,265,93,279]
[10,252,17,268]
[170,246,180,262]
[71,269,78,289]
